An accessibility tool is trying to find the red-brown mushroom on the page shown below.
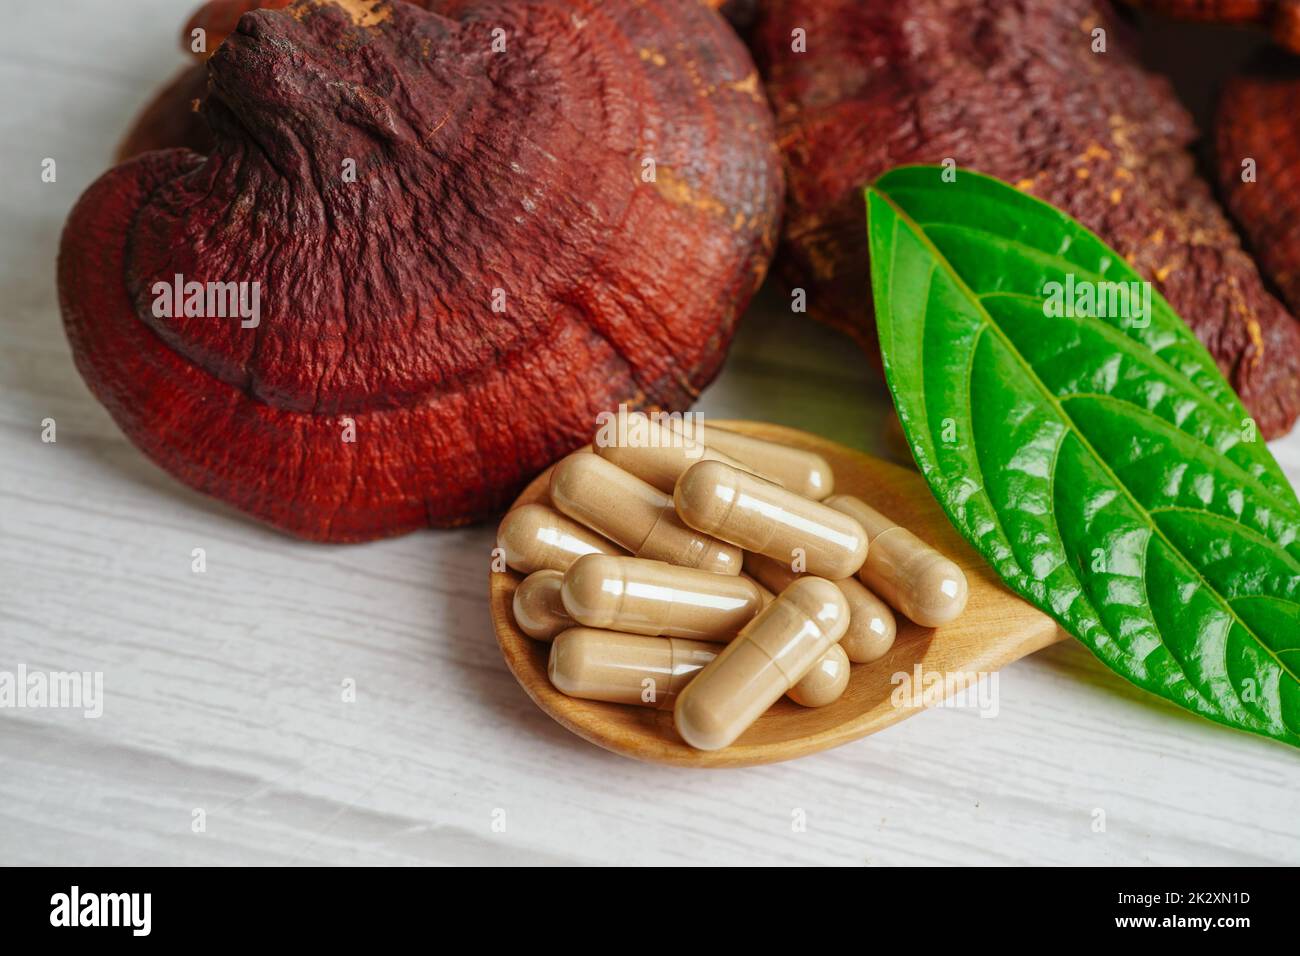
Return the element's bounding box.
[1124,0,1300,53]
[178,0,758,53]
[753,0,1300,437]
[61,0,782,541]
[115,59,215,161]
[117,0,760,159]
[116,0,294,160]
[184,0,294,55]
[1216,69,1300,318]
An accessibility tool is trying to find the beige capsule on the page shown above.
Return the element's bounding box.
[549,583,840,710]
[744,553,896,663]
[512,570,572,641]
[824,495,968,627]
[742,551,800,593]
[719,574,851,704]
[675,422,834,500]
[497,502,623,575]
[747,575,775,606]
[562,554,764,641]
[548,628,718,709]
[550,453,742,575]
[674,577,850,751]
[594,410,750,494]
[748,580,847,707]
[830,577,896,663]
[787,642,850,707]
[674,461,868,580]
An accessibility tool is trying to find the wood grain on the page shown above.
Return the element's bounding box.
[4,0,1300,866]
[490,421,1065,767]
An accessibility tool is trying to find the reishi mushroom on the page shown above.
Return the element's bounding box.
[1216,69,1300,319]
[117,0,299,161]
[117,0,760,159]
[753,0,1300,437]
[1124,0,1300,54]
[60,0,782,541]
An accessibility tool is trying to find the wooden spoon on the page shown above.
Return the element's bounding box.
[489,421,1066,767]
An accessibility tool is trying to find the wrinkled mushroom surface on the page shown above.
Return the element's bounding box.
[119,0,760,159]
[180,0,759,52]
[62,0,782,541]
[755,0,1300,437]
[116,0,292,161]
[1217,69,1300,318]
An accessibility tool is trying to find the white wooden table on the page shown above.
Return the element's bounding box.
[3,1,1297,866]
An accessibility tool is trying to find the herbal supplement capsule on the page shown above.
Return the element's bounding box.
[830,577,896,662]
[746,575,775,606]
[563,554,764,641]
[548,628,718,708]
[824,495,968,627]
[497,502,623,575]
[787,642,850,708]
[678,424,834,500]
[674,461,868,579]
[702,574,845,705]
[746,577,847,705]
[674,577,849,750]
[547,604,837,709]
[550,454,742,575]
[744,552,896,663]
[742,551,800,592]
[512,570,572,641]
[595,410,750,494]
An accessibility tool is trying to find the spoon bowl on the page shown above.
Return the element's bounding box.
[489,421,1064,767]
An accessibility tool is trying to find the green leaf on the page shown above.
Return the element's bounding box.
[866,165,1300,748]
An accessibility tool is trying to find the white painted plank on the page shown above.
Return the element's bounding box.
[1,0,1297,867]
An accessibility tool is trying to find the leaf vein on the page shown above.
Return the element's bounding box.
[875,185,1297,732]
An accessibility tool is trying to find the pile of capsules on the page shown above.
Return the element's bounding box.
[496,412,969,751]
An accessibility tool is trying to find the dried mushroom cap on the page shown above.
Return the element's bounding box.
[61,0,782,542]
[181,0,757,58]
[116,63,214,163]
[753,0,1300,437]
[185,0,294,59]
[118,0,399,160]
[119,0,759,160]
[1124,1,1300,53]
[1217,70,1300,319]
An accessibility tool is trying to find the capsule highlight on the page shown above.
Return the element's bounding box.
[497,502,623,574]
[674,461,868,579]
[550,453,742,574]
[677,423,834,500]
[673,577,849,750]
[787,642,850,708]
[562,554,764,641]
[548,628,718,709]
[744,552,896,663]
[824,495,968,627]
[512,570,572,641]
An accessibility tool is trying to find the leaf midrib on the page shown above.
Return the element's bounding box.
[1147,504,1300,578]
[982,285,1300,515]
[980,290,1246,436]
[1055,391,1300,527]
[872,186,1300,702]
[915,224,1246,423]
